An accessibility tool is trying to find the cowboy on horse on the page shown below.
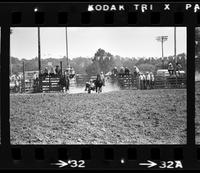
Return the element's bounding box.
[85,72,105,94]
[95,73,104,93]
[100,71,105,86]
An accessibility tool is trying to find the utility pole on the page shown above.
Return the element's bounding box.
[37,27,41,92]
[65,27,69,69]
[174,27,177,75]
[38,27,41,75]
[156,36,168,68]
[10,29,13,76]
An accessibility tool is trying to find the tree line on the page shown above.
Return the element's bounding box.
[10,48,187,76]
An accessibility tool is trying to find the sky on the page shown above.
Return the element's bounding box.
[10,27,186,60]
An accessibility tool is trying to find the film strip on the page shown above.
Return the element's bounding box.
[0,1,200,170]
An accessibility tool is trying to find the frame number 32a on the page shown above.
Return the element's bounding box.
[159,161,183,169]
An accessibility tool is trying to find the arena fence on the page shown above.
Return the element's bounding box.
[154,76,186,89]
[74,74,187,90]
[112,74,138,89]
[40,75,77,92]
[110,74,186,90]
[40,77,61,92]
[10,73,187,93]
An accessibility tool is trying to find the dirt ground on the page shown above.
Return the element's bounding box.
[196,82,200,144]
[10,89,187,145]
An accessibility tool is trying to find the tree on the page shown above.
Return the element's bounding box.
[137,63,156,73]
[86,48,115,75]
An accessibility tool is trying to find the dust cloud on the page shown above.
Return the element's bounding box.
[68,86,86,94]
[68,81,121,94]
[103,81,121,93]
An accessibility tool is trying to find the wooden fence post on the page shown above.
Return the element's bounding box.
[49,75,51,92]
[60,61,62,75]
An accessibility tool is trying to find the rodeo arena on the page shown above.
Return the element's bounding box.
[10,27,187,144]
[10,58,186,93]
[10,61,186,94]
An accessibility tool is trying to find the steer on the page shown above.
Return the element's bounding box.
[85,79,96,93]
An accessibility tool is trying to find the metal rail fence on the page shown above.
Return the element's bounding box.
[110,74,186,90]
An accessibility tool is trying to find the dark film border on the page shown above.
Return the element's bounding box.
[0,2,199,170]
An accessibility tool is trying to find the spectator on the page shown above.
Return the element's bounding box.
[112,67,118,76]
[133,66,140,77]
[55,65,59,74]
[168,63,174,76]
[55,65,62,77]
[176,63,182,76]
[124,67,130,75]
[44,67,48,77]
[119,66,125,75]
[33,72,38,80]
[49,65,55,77]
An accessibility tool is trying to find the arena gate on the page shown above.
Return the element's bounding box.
[110,74,139,89]
[37,75,78,92]
[40,76,61,92]
[154,76,186,89]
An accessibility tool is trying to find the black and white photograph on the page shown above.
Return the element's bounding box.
[195,27,200,144]
[10,27,187,144]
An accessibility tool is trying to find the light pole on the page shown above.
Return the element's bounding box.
[37,27,41,92]
[38,27,41,75]
[10,29,13,75]
[65,27,69,69]
[156,36,168,68]
[174,27,177,75]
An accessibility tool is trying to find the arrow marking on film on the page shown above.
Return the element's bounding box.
[139,160,157,168]
[51,160,69,168]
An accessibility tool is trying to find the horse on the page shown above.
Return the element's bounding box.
[94,74,104,93]
[58,75,70,93]
[10,78,20,93]
[10,74,22,93]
